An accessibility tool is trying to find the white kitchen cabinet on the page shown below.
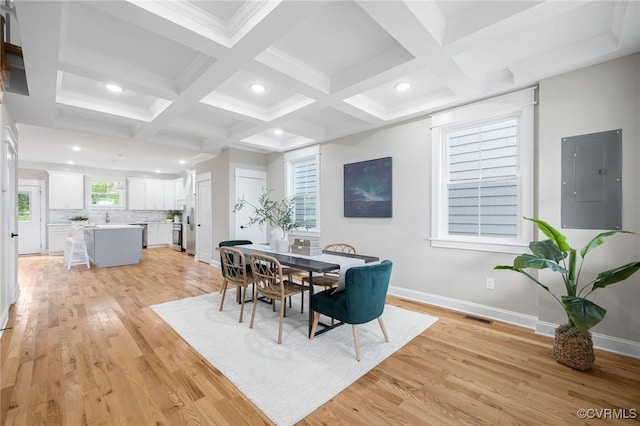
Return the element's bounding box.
[128,177,177,211]
[163,180,175,210]
[158,222,172,244]
[147,222,171,246]
[174,177,185,207]
[144,180,162,210]
[127,178,146,210]
[48,225,84,254]
[49,172,84,209]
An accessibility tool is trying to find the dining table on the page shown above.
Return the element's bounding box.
[233,244,379,337]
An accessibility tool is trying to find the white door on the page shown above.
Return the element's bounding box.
[196,173,212,263]
[18,184,42,254]
[235,169,267,243]
[3,127,18,321]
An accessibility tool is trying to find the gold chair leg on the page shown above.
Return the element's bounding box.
[310,312,320,339]
[378,317,389,342]
[249,291,258,329]
[219,280,228,311]
[277,297,285,344]
[352,325,361,361]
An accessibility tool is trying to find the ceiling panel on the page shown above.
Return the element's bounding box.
[3,0,639,173]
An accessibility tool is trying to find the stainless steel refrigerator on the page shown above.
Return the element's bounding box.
[185,206,196,255]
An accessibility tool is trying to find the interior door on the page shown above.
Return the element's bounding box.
[3,127,18,322]
[235,170,267,243]
[17,184,42,254]
[196,174,212,263]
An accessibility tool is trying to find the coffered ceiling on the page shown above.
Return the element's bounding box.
[6,1,640,174]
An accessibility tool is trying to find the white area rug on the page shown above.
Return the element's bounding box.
[151,292,438,426]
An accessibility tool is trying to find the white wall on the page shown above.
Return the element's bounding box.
[318,118,539,317]
[538,53,640,342]
[196,148,267,259]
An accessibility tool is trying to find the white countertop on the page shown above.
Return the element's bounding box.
[86,224,144,230]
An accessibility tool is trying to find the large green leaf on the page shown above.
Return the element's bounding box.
[592,262,640,290]
[561,296,606,332]
[529,240,565,262]
[580,230,635,258]
[567,249,577,297]
[494,265,550,291]
[513,254,568,273]
[525,217,570,252]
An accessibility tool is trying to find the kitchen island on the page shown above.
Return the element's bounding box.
[84,224,143,267]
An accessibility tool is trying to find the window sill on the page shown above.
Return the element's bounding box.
[430,237,528,254]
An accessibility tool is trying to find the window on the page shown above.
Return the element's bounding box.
[18,192,31,221]
[285,145,320,232]
[431,88,535,253]
[89,178,125,208]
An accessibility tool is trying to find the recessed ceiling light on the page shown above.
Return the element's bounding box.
[179,160,186,165]
[71,146,81,151]
[250,83,266,93]
[67,161,74,165]
[105,83,123,93]
[274,129,283,135]
[155,169,161,173]
[395,82,411,92]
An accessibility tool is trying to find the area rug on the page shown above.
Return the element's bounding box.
[151,292,438,425]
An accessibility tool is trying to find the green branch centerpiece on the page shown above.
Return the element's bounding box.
[495,217,640,370]
[234,190,308,253]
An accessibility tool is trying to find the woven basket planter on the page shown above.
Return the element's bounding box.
[552,324,595,371]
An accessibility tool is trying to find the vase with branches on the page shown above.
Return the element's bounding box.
[234,190,308,252]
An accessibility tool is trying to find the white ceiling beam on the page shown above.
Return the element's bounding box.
[133,1,324,141]
[357,1,479,98]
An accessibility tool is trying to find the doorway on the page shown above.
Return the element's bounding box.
[18,180,44,254]
[195,173,212,264]
[234,168,267,243]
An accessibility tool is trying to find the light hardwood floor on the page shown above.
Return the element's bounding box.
[2,248,639,425]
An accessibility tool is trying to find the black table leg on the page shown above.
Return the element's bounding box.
[307,271,314,338]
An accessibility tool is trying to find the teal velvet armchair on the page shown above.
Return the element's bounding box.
[310,260,393,361]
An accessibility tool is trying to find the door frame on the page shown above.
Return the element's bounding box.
[18,179,46,254]
[2,125,18,332]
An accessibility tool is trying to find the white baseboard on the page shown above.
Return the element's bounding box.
[388,286,640,359]
[0,307,8,338]
[536,321,640,359]
[388,285,538,329]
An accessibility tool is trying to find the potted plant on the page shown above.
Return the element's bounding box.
[495,217,640,370]
[234,190,308,253]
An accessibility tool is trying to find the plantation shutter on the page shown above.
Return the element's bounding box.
[447,119,518,238]
[292,158,317,228]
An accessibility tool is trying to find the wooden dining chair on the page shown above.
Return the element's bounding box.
[219,246,255,323]
[249,253,307,344]
[218,240,252,294]
[299,243,357,290]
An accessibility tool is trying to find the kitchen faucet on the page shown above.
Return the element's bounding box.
[106,211,110,223]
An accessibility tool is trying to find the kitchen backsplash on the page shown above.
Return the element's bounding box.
[49,208,185,224]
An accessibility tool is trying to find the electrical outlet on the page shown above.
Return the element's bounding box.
[486,277,495,290]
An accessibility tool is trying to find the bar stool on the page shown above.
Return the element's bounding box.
[64,237,90,270]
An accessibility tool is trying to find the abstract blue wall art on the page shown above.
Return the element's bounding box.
[344,156,392,217]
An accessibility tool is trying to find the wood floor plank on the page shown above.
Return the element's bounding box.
[2,249,639,425]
